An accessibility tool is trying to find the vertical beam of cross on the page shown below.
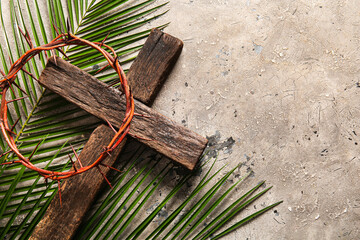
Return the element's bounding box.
[30,29,205,240]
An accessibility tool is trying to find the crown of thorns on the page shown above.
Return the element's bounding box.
[0,29,134,196]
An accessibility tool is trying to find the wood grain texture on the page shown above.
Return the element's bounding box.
[127,28,183,105]
[30,30,186,240]
[29,125,125,240]
[39,57,207,170]
[31,30,200,240]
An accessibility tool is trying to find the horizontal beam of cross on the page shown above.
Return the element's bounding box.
[38,57,207,171]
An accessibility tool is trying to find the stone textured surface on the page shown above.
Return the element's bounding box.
[152,0,360,239]
[2,0,360,239]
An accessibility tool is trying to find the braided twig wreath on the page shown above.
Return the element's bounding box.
[0,29,134,199]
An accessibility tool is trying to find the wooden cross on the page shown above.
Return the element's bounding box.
[30,29,208,240]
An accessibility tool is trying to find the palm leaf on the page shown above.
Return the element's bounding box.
[0,0,168,237]
[73,143,282,239]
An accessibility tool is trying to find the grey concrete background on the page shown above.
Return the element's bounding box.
[1,0,359,239]
[152,0,360,239]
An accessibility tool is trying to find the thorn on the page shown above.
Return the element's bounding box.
[95,63,110,75]
[102,146,112,157]
[12,82,28,96]
[21,68,38,81]
[0,69,6,77]
[0,160,21,165]
[7,96,28,104]
[18,26,33,49]
[70,144,82,168]
[26,29,34,49]
[10,117,21,132]
[18,26,26,36]
[97,166,112,189]
[134,113,153,119]
[99,32,110,47]
[8,56,13,65]
[59,26,64,36]
[8,83,18,97]
[52,22,60,35]
[56,47,70,60]
[57,180,62,207]
[44,178,48,187]
[100,163,122,173]
[104,118,117,133]
[28,140,42,161]
[68,154,77,172]
[0,149,13,158]
[5,127,18,137]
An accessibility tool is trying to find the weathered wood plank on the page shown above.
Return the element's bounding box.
[39,57,207,170]
[29,125,125,240]
[30,29,188,240]
[127,28,183,105]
